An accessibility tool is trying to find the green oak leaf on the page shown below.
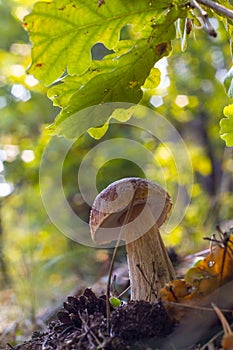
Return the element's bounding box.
[88,106,136,139]
[49,38,170,125]
[48,39,143,115]
[24,0,173,85]
[48,6,185,139]
[142,67,161,91]
[88,123,109,140]
[220,104,233,146]
[140,67,161,105]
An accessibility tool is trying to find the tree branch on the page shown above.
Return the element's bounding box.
[191,0,217,37]
[198,0,233,20]
[191,0,208,17]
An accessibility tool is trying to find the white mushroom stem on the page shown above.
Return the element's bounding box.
[124,207,176,302]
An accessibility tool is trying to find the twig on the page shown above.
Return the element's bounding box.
[78,311,102,347]
[191,0,208,17]
[198,0,233,20]
[199,303,233,350]
[163,300,233,313]
[212,303,232,334]
[117,285,131,298]
[105,189,137,333]
[199,328,224,350]
[190,0,217,37]
[136,263,158,299]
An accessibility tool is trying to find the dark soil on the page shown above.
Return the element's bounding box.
[7,288,173,350]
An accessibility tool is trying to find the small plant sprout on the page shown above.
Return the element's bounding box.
[109,297,121,308]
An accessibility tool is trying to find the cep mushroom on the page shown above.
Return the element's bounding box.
[89,177,176,302]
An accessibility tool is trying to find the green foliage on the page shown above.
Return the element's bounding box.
[49,37,171,133]
[154,20,233,248]
[24,0,188,137]
[23,0,233,146]
[24,0,174,85]
[220,104,233,145]
[1,0,233,337]
[0,2,27,50]
[0,0,104,325]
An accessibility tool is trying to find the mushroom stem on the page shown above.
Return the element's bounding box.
[126,222,176,302]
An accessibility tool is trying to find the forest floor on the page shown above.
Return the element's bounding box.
[2,249,233,350]
[4,285,232,350]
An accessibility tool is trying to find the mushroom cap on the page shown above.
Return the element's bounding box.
[89,177,172,245]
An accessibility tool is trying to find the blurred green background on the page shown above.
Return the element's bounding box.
[0,0,233,345]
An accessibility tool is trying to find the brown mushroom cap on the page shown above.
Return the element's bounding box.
[89,177,172,245]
